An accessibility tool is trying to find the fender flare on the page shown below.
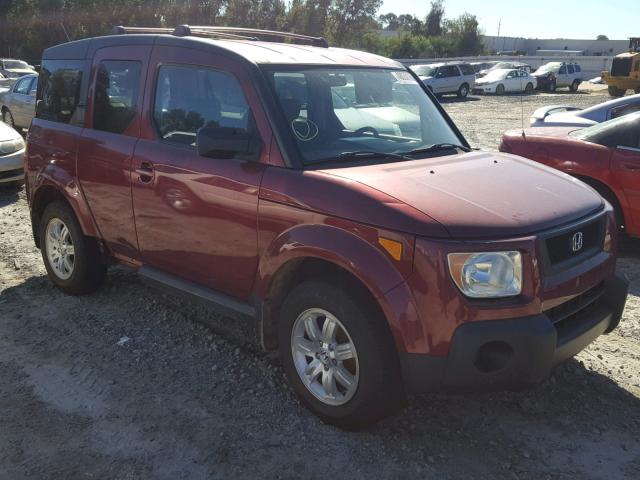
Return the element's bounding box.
[255,224,422,353]
[30,165,99,242]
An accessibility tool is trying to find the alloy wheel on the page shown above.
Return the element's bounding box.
[291,308,359,406]
[45,218,75,280]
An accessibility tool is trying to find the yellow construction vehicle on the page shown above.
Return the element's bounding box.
[602,37,640,97]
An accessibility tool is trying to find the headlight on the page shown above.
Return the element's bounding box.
[448,251,522,298]
[0,136,24,155]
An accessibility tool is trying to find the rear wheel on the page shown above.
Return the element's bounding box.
[549,80,557,92]
[457,83,469,98]
[40,201,106,295]
[525,82,534,94]
[496,84,505,95]
[569,80,580,92]
[608,85,626,97]
[278,277,405,429]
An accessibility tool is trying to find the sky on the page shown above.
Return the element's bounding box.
[380,0,637,40]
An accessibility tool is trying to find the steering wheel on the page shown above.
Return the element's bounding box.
[354,126,380,137]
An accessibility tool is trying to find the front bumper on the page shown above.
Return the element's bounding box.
[401,273,628,393]
[0,147,25,183]
[472,84,496,94]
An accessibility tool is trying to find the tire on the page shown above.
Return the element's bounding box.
[457,83,469,98]
[608,85,625,97]
[525,82,534,94]
[569,80,579,92]
[495,84,505,95]
[2,108,15,129]
[39,201,106,295]
[635,88,640,95]
[278,277,405,429]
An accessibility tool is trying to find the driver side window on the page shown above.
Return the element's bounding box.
[153,65,252,146]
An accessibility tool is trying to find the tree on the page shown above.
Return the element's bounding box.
[596,34,609,41]
[444,13,483,56]
[378,12,399,31]
[425,0,444,36]
[330,0,382,46]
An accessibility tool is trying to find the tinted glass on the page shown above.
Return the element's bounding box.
[270,68,462,166]
[412,65,436,77]
[36,60,85,125]
[610,102,640,119]
[441,66,460,77]
[567,64,575,74]
[14,77,32,94]
[93,61,141,134]
[575,65,581,72]
[154,65,251,146]
[559,65,567,74]
[459,64,475,76]
[570,112,640,147]
[4,60,29,69]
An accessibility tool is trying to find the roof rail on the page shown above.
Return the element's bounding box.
[111,25,329,48]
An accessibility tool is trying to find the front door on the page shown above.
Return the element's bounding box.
[11,76,33,127]
[77,46,151,261]
[611,137,640,230]
[131,46,268,300]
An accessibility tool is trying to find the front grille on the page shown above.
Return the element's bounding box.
[545,218,604,266]
[545,282,606,345]
[611,57,632,77]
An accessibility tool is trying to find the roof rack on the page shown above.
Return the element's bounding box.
[111,25,329,48]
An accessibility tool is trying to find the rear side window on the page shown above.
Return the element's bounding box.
[441,66,460,77]
[36,60,86,125]
[93,60,141,134]
[153,65,252,146]
[574,65,581,72]
[14,77,32,94]
[459,64,475,76]
[567,64,575,74]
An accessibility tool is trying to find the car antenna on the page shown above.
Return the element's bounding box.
[61,23,71,42]
[520,73,526,140]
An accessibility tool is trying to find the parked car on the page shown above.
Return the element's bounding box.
[0,120,25,185]
[532,62,583,92]
[470,61,500,74]
[0,58,36,79]
[410,62,476,97]
[0,73,37,130]
[26,26,627,428]
[530,93,640,127]
[477,61,531,78]
[501,112,640,237]
[472,68,537,94]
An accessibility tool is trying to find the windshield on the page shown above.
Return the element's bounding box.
[535,63,560,75]
[268,68,463,166]
[412,65,437,77]
[3,60,29,70]
[483,69,509,81]
[569,112,640,143]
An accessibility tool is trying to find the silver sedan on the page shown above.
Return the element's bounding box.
[530,93,640,127]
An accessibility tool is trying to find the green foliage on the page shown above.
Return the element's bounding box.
[596,34,609,41]
[0,0,484,63]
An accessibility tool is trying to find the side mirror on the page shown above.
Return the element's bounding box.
[196,126,259,160]
[29,90,37,97]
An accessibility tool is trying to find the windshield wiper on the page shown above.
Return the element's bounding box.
[407,143,471,155]
[313,150,413,165]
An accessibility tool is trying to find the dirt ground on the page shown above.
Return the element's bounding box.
[1,86,639,480]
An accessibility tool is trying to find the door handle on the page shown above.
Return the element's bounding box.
[135,162,154,183]
[623,163,640,171]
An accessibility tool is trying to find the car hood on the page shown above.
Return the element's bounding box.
[323,151,603,239]
[0,119,21,140]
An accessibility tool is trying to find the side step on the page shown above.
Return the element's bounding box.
[138,266,256,321]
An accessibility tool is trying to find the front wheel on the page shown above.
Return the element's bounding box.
[569,80,580,92]
[278,277,405,429]
[495,84,505,95]
[525,82,534,94]
[2,108,15,129]
[457,83,469,98]
[40,201,106,295]
[608,85,625,97]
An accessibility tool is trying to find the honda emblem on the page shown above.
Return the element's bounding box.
[571,231,583,253]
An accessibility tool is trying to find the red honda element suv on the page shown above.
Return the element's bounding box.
[25,26,628,428]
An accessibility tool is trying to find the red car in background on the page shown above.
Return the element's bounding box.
[501,112,640,238]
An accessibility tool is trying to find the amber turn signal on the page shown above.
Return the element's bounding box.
[378,237,403,261]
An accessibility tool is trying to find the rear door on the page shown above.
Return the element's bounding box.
[76,46,151,261]
[557,64,569,87]
[131,45,270,300]
[10,76,33,126]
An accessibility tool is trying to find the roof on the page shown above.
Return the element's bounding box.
[42,34,403,68]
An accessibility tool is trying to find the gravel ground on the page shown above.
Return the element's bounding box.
[1,86,640,479]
